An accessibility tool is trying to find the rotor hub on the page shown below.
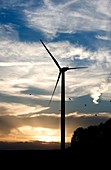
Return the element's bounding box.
[61,67,69,72]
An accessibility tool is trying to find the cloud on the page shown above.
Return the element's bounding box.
[96,35,111,41]
[90,79,111,104]
[0,62,33,66]
[0,103,49,116]
[24,0,111,39]
[0,0,34,8]
[0,110,110,142]
[0,24,19,41]
[0,39,111,103]
[18,126,60,142]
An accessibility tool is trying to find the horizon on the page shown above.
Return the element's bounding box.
[0,139,70,150]
[0,0,111,149]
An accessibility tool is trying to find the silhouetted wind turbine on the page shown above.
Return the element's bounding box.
[40,40,88,150]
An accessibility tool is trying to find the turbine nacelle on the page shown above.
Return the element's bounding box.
[61,67,69,72]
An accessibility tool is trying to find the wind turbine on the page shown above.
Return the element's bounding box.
[40,40,88,150]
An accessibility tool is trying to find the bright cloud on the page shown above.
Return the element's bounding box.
[24,0,111,39]
[96,35,111,41]
[0,103,49,116]
[18,126,60,142]
[90,80,111,104]
[0,40,111,102]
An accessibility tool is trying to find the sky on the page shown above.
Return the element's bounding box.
[0,0,111,149]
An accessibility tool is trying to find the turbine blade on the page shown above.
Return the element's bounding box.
[40,40,61,70]
[48,71,61,106]
[68,67,88,70]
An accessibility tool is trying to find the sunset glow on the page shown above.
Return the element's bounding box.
[18,126,60,142]
[0,0,111,149]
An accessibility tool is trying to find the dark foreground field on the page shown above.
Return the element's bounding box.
[0,147,109,169]
[0,146,110,168]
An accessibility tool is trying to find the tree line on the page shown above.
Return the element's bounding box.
[70,118,111,151]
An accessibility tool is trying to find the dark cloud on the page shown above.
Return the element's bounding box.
[20,86,50,95]
[0,115,22,134]
[66,95,111,114]
[0,92,48,107]
[0,113,59,135]
[66,113,109,135]
[0,106,9,115]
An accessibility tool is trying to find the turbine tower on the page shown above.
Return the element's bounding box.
[40,40,88,150]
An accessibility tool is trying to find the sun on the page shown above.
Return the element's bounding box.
[37,135,60,143]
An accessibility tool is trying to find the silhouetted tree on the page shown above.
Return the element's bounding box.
[71,118,111,150]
